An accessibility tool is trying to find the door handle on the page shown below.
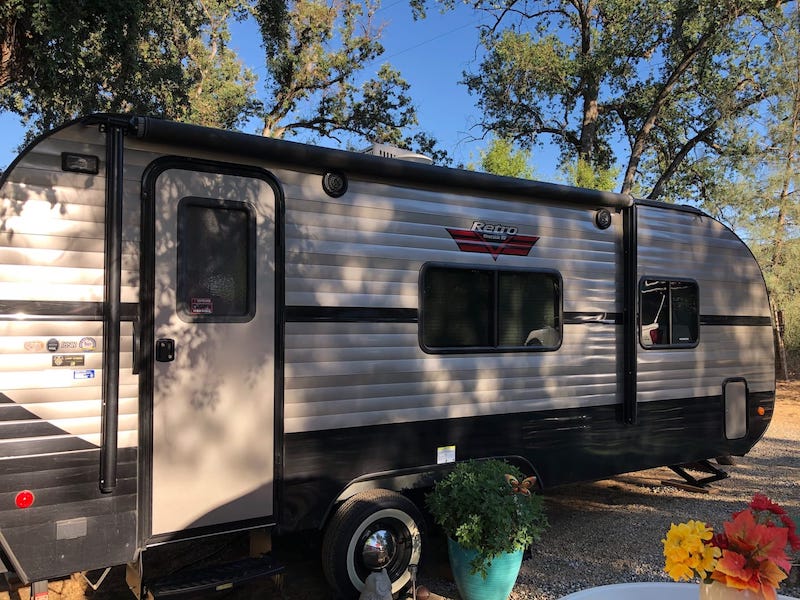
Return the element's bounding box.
[155,339,175,362]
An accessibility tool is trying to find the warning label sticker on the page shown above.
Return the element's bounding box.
[190,298,214,314]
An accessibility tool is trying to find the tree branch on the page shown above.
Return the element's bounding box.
[621,25,721,194]
[648,90,767,200]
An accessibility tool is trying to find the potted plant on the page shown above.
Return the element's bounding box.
[426,458,548,600]
[662,493,800,600]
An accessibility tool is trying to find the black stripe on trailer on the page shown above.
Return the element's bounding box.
[279,391,775,531]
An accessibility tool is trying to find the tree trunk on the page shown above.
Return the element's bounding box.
[769,19,800,271]
[577,0,600,163]
[0,16,19,89]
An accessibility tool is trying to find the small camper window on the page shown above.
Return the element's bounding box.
[420,265,561,352]
[639,279,698,348]
[177,198,255,322]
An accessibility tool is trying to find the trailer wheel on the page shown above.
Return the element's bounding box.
[321,489,424,599]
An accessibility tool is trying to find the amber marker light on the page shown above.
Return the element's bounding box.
[15,490,35,509]
[757,406,766,416]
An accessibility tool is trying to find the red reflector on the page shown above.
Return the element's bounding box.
[15,490,35,509]
[650,329,659,344]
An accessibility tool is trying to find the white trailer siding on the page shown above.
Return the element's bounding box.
[0,125,140,456]
[636,205,773,404]
[283,321,620,432]
[282,174,622,433]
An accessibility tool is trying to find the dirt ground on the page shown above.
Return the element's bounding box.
[3,382,800,600]
[772,380,800,428]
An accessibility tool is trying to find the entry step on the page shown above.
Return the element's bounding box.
[145,555,284,598]
[667,459,729,488]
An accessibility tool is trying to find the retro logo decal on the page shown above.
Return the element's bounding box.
[446,221,540,260]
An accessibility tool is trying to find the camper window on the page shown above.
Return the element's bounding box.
[639,279,698,348]
[420,265,561,352]
[177,198,256,322]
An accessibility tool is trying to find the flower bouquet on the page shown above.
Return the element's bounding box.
[662,494,800,600]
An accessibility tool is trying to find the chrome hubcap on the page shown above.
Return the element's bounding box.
[361,528,397,570]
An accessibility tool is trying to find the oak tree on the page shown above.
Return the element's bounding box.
[1,0,442,157]
[413,0,787,196]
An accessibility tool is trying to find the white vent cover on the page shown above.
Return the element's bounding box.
[362,143,433,165]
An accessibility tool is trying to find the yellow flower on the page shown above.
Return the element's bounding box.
[663,520,720,582]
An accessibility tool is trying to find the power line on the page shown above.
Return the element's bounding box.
[379,18,482,62]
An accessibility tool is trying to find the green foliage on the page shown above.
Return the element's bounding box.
[426,459,548,578]
[0,0,445,159]
[417,0,787,196]
[402,131,452,166]
[0,0,255,135]
[468,137,534,178]
[181,1,260,130]
[258,0,422,147]
[695,3,800,372]
[563,158,620,191]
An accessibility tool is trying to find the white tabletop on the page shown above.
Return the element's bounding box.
[558,582,797,599]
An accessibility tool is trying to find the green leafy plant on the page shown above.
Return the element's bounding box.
[426,459,548,578]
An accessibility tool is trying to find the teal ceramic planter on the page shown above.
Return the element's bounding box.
[447,538,524,600]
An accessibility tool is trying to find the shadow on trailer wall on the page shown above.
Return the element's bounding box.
[0,114,774,599]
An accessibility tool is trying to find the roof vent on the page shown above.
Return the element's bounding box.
[362,143,433,165]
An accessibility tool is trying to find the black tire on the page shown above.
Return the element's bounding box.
[321,489,425,599]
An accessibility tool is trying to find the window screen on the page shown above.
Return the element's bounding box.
[640,279,698,347]
[421,265,561,351]
[178,199,255,321]
[498,271,559,347]
[422,268,492,347]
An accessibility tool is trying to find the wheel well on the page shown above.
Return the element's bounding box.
[321,455,541,529]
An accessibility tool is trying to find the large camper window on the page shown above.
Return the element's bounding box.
[640,279,698,347]
[177,198,255,322]
[420,265,561,352]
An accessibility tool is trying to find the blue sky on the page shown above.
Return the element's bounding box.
[0,4,561,178]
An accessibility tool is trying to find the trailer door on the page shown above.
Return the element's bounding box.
[147,165,277,537]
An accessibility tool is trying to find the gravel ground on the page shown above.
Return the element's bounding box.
[3,383,798,600]
[489,382,800,600]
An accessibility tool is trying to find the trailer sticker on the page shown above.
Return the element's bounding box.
[47,338,59,352]
[24,341,45,352]
[437,445,456,464]
[446,221,540,260]
[73,369,96,380]
[53,355,85,367]
[79,337,97,352]
[190,298,214,314]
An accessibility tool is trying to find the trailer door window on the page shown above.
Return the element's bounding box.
[178,198,255,322]
[421,265,561,352]
[640,279,698,347]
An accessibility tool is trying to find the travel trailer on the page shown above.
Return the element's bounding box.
[0,114,775,598]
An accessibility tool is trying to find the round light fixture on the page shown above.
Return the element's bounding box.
[322,171,348,198]
[595,209,612,230]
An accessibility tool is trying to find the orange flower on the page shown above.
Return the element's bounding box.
[662,493,797,599]
[723,509,792,574]
[712,550,787,600]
